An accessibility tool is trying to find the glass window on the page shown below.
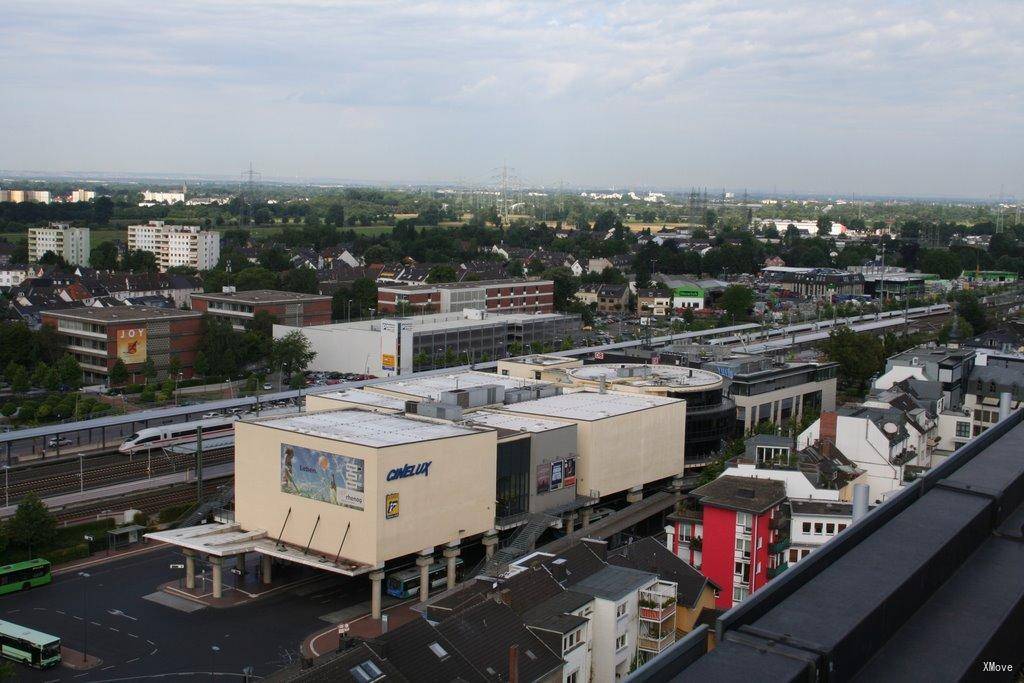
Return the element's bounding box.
[802,522,811,533]
[814,523,823,535]
[956,421,971,438]
[616,602,627,618]
[615,634,627,651]
[826,523,835,534]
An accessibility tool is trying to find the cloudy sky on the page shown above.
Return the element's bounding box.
[2,1,1022,197]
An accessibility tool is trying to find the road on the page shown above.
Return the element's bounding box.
[6,546,373,681]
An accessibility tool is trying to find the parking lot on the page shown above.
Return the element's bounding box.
[5,546,373,681]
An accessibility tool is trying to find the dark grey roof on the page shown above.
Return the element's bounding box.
[570,564,655,601]
[436,600,563,682]
[521,590,593,634]
[689,475,787,514]
[266,642,407,683]
[787,499,854,517]
[607,536,718,607]
[370,616,485,682]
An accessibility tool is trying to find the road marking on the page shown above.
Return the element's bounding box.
[146,639,156,645]
[149,648,158,656]
[108,627,120,632]
[6,609,19,614]
[126,657,140,663]
[56,610,66,615]
[34,606,46,610]
[73,615,83,620]
[127,632,139,638]
[102,664,116,670]
[91,621,103,626]
[73,674,89,678]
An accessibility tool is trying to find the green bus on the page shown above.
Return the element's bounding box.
[0,620,61,668]
[0,559,52,595]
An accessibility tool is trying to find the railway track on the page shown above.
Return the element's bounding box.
[3,448,233,505]
[53,478,230,525]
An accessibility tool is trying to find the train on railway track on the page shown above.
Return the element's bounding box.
[118,416,238,455]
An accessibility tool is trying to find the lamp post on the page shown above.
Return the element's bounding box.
[210,645,220,681]
[78,571,91,662]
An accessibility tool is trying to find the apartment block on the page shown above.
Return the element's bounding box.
[41,306,203,384]
[0,189,51,203]
[27,223,90,266]
[127,221,220,271]
[191,289,331,331]
[377,278,555,315]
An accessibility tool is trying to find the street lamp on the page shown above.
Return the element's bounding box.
[210,645,220,681]
[78,571,91,662]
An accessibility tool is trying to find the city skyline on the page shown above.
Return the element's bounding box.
[2,1,1022,199]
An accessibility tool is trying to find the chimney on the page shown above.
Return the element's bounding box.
[852,483,869,523]
[508,644,519,683]
[820,411,838,445]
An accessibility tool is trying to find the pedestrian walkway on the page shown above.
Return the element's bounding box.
[304,599,419,657]
[155,555,325,610]
[60,646,102,670]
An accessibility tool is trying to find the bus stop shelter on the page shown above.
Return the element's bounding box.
[107,525,146,552]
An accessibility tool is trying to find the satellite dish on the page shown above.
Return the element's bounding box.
[883,422,898,434]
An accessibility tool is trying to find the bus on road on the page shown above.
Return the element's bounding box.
[385,559,463,599]
[0,559,52,595]
[0,620,61,669]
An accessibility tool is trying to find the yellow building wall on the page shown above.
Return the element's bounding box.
[234,420,496,568]
[676,585,717,633]
[304,395,402,414]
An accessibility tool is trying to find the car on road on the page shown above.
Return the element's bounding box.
[46,437,72,448]
[262,383,273,390]
[202,412,222,419]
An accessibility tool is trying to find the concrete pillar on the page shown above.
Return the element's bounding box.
[210,556,223,599]
[236,552,246,576]
[369,569,385,620]
[564,513,577,535]
[416,553,434,603]
[184,549,197,590]
[482,531,499,559]
[443,544,460,591]
[626,486,643,504]
[580,507,593,530]
[260,554,272,585]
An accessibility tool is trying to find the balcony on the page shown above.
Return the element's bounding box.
[770,515,791,531]
[768,562,789,579]
[770,537,791,554]
[639,581,678,625]
[638,631,675,653]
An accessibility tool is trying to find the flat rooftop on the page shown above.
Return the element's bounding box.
[193,289,330,303]
[316,389,407,411]
[246,408,481,447]
[567,363,722,390]
[503,354,579,367]
[378,278,548,291]
[373,371,546,400]
[461,410,574,434]
[291,310,572,334]
[501,390,682,421]
[44,306,202,323]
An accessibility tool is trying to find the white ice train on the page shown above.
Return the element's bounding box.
[118,416,238,455]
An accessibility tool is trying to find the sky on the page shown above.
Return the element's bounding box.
[2,1,1022,198]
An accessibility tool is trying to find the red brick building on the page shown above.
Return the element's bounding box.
[687,475,788,609]
[377,279,554,316]
[42,306,203,385]
[190,289,332,330]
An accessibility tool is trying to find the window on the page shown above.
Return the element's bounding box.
[826,523,836,534]
[350,661,385,683]
[789,549,799,562]
[680,523,692,542]
[838,524,847,532]
[735,537,751,557]
[814,523,824,535]
[428,642,449,659]
[736,512,752,533]
[567,671,579,683]
[563,629,582,652]
[956,421,971,438]
[616,602,627,619]
[802,522,811,534]
[732,586,748,604]
[734,561,750,584]
[615,634,628,651]
[757,537,763,549]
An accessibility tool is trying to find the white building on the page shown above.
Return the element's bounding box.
[0,189,51,203]
[127,221,220,271]
[27,223,90,266]
[787,499,853,565]
[141,187,186,204]
[69,189,96,202]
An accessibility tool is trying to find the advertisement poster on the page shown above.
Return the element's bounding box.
[116,327,147,364]
[381,353,396,370]
[536,463,551,493]
[564,458,576,487]
[280,443,365,511]
[385,492,400,519]
[550,460,564,490]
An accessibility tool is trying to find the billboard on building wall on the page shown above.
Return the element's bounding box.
[563,458,576,487]
[280,443,365,511]
[536,463,551,493]
[116,327,147,364]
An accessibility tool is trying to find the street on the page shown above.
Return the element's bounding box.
[3,546,372,681]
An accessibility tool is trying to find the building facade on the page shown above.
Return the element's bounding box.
[377,279,554,316]
[191,289,332,331]
[41,306,203,384]
[27,223,90,266]
[726,362,838,433]
[127,221,220,271]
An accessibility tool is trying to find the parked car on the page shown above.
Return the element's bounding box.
[262,383,273,391]
[47,437,72,448]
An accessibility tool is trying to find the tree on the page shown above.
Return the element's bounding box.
[140,358,157,384]
[259,248,292,272]
[282,267,319,294]
[289,371,305,389]
[110,359,129,386]
[9,366,29,394]
[920,249,962,279]
[820,327,885,394]
[327,203,346,227]
[246,310,278,339]
[91,241,119,270]
[720,285,754,320]
[234,266,280,291]
[816,215,833,236]
[56,355,83,389]
[8,492,57,551]
[92,196,114,224]
[168,356,182,378]
[271,331,317,376]
[122,250,158,273]
[30,362,49,388]
[954,291,988,335]
[427,265,458,283]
